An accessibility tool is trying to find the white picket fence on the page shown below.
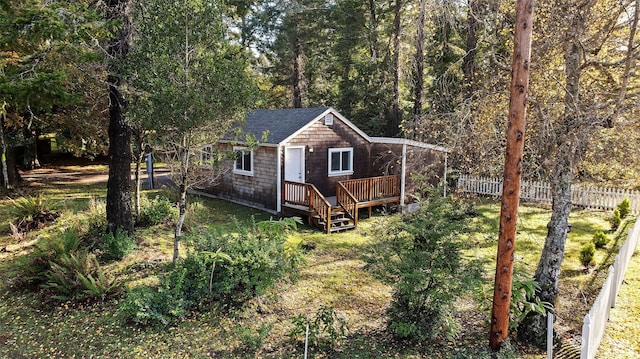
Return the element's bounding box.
[580,217,640,359]
[456,175,640,213]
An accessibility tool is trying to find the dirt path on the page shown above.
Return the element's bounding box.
[19,165,172,188]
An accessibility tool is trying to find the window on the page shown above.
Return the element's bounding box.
[234,146,253,176]
[200,145,213,165]
[328,147,353,176]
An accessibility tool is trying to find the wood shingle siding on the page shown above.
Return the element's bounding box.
[200,107,449,230]
[209,145,278,211]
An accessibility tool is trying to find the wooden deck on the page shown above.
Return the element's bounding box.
[283,175,400,233]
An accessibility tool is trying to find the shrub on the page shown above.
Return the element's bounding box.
[138,195,176,226]
[119,217,303,327]
[617,197,631,219]
[592,230,610,249]
[363,194,482,341]
[580,242,596,267]
[162,254,210,310]
[119,286,180,327]
[609,208,621,231]
[288,306,348,349]
[101,229,136,261]
[235,324,272,352]
[118,256,209,327]
[190,217,303,304]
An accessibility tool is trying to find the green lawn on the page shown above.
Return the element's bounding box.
[0,173,635,358]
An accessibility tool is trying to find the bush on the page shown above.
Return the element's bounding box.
[119,217,303,327]
[101,229,136,261]
[580,242,596,267]
[289,306,348,349]
[119,286,180,327]
[119,255,211,327]
[138,195,176,226]
[592,230,610,248]
[190,217,303,304]
[363,194,482,341]
[609,208,621,231]
[617,197,631,219]
[235,324,272,352]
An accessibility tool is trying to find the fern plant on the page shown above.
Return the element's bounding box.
[10,193,55,220]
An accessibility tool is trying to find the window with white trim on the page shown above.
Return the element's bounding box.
[234,146,253,176]
[328,147,353,176]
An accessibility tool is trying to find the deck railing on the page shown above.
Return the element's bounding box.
[336,182,359,227]
[339,175,401,202]
[284,181,332,233]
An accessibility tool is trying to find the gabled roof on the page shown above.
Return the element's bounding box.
[239,107,331,145]
[223,107,450,153]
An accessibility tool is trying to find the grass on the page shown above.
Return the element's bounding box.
[597,243,640,358]
[0,171,637,358]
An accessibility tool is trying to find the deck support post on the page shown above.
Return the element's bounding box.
[277,145,282,214]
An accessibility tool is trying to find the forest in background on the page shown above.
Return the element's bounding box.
[2,0,639,187]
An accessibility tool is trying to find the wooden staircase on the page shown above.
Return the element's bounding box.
[282,176,400,234]
[312,207,355,233]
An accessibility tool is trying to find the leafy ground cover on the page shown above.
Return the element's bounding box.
[0,167,636,358]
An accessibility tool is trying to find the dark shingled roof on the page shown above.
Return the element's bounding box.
[240,107,330,144]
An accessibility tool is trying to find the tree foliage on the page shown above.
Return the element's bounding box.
[0,0,109,172]
[126,0,258,262]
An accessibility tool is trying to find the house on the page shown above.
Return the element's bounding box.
[201,107,449,232]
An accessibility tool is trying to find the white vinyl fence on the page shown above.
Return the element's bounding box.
[457,175,640,213]
[580,218,640,359]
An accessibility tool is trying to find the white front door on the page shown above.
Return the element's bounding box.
[285,147,305,183]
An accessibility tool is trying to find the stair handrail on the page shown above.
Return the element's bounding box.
[336,182,359,228]
[308,184,332,234]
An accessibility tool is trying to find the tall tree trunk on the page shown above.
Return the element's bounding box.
[391,0,402,136]
[367,0,379,61]
[464,0,480,97]
[489,0,534,350]
[412,0,427,120]
[105,0,134,235]
[292,18,305,108]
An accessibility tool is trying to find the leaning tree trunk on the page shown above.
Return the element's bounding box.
[518,5,585,347]
[518,141,574,347]
[105,0,134,235]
